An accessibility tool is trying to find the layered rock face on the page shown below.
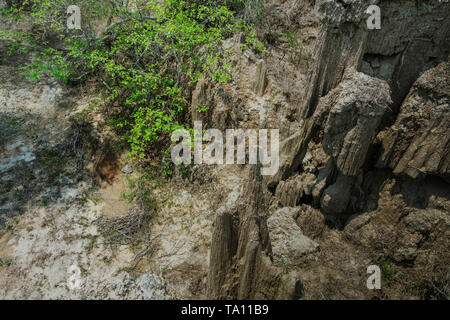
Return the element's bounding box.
[364,0,450,109]
[300,0,375,118]
[303,0,450,118]
[207,168,303,299]
[275,0,449,215]
[378,61,450,182]
[207,0,449,299]
[319,72,391,214]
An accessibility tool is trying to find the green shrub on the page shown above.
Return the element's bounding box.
[1,0,258,160]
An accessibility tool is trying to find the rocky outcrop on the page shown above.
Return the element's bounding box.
[364,0,450,109]
[275,71,392,215]
[276,0,448,214]
[300,0,374,118]
[302,0,450,119]
[319,72,391,214]
[294,204,326,240]
[322,72,391,177]
[378,61,450,181]
[274,172,316,207]
[207,0,450,300]
[267,207,319,267]
[207,167,303,299]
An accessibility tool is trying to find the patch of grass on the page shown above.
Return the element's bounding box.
[122,171,158,212]
[197,104,209,113]
[376,256,398,288]
[80,189,101,206]
[274,256,290,275]
[283,30,313,67]
[0,257,11,267]
[5,218,19,233]
[39,199,48,207]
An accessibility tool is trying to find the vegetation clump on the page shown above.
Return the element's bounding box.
[1,0,260,161]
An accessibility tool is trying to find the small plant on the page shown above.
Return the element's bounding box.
[0,257,11,267]
[282,30,313,67]
[376,256,398,288]
[197,104,209,113]
[39,199,48,207]
[5,218,19,233]
[122,172,158,211]
[284,31,302,64]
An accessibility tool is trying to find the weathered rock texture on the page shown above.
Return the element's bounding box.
[277,0,448,214]
[322,72,391,177]
[275,71,392,215]
[207,0,450,300]
[267,207,319,267]
[378,61,450,181]
[303,0,450,119]
[364,0,450,109]
[301,0,375,118]
[207,168,304,299]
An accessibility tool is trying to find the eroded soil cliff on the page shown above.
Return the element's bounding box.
[0,0,449,300]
